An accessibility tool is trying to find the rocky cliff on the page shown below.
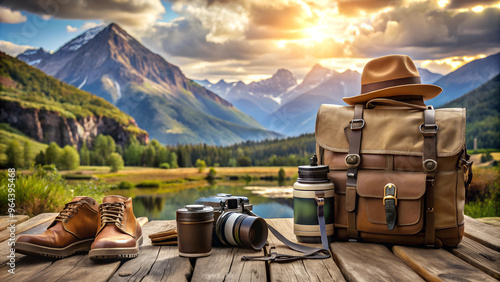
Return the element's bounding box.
[0,101,148,148]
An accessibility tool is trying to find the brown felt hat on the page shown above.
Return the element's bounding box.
[343,55,442,105]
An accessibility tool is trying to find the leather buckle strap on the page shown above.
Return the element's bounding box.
[383,183,397,206]
[383,183,397,231]
[422,106,437,247]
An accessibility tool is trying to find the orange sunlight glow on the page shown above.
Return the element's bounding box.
[472,6,484,12]
[420,54,487,74]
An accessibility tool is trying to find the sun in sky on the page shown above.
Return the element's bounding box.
[0,0,499,82]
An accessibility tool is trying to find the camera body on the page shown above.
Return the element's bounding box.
[195,193,267,250]
[195,193,253,218]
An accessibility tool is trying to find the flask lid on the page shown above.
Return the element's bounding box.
[297,155,330,184]
[176,205,214,222]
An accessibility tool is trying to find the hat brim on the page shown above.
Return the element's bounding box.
[343,84,442,106]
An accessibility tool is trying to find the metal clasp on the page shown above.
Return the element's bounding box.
[350,119,365,130]
[423,159,438,172]
[419,123,439,136]
[315,192,325,206]
[383,183,397,206]
[345,154,361,168]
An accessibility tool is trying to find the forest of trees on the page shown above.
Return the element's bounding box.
[27,133,317,170]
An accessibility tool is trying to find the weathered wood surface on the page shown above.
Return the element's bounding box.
[0,213,57,242]
[109,220,192,282]
[192,245,267,282]
[267,218,345,282]
[476,217,500,230]
[393,245,497,282]
[0,215,499,281]
[0,218,53,265]
[451,236,500,279]
[0,215,29,230]
[332,242,423,282]
[464,215,500,251]
[0,217,149,282]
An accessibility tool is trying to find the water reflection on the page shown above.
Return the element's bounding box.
[130,184,293,220]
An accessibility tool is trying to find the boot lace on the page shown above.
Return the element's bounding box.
[55,201,80,223]
[100,202,125,228]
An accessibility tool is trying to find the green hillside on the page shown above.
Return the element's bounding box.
[440,74,500,149]
[0,52,146,135]
[0,123,48,164]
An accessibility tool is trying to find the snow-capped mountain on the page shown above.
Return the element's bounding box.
[196,79,236,98]
[266,68,361,136]
[58,25,105,52]
[16,47,51,66]
[222,69,297,124]
[17,23,281,145]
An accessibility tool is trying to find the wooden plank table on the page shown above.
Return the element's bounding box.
[0,214,498,281]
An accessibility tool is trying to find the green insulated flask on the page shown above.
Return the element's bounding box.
[293,155,334,243]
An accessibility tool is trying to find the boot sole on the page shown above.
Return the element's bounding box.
[88,235,143,260]
[15,238,94,259]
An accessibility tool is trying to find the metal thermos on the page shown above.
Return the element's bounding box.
[176,205,214,257]
[293,155,334,243]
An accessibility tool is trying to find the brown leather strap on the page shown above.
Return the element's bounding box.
[345,104,364,239]
[361,76,421,94]
[366,98,427,110]
[422,106,437,247]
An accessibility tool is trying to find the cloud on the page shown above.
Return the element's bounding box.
[447,0,499,9]
[418,54,488,74]
[0,40,35,56]
[0,6,27,24]
[349,2,500,59]
[81,22,100,30]
[66,25,77,33]
[1,0,165,28]
[337,0,401,17]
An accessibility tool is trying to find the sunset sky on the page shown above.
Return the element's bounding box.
[0,0,499,83]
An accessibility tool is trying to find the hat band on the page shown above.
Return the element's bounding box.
[361,76,421,94]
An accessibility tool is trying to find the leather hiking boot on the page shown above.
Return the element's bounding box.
[16,197,99,259]
[89,195,143,260]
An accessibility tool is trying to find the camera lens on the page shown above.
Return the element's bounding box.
[216,212,268,250]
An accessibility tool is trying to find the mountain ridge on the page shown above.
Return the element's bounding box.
[17,23,282,145]
[429,52,500,106]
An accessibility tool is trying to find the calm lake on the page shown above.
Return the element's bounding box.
[112,181,294,220]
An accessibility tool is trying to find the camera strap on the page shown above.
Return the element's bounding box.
[242,202,331,263]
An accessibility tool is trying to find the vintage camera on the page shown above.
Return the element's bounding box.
[195,193,268,250]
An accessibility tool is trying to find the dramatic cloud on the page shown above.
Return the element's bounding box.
[337,0,401,17]
[1,0,165,28]
[66,25,77,33]
[0,40,35,56]
[348,2,500,59]
[2,0,498,81]
[0,6,27,24]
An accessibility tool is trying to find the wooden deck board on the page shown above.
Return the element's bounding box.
[0,215,29,230]
[266,218,345,282]
[0,218,53,265]
[393,245,497,282]
[108,220,192,282]
[332,242,423,282]
[0,213,57,242]
[464,215,500,251]
[451,237,500,279]
[192,246,267,282]
[0,214,498,281]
